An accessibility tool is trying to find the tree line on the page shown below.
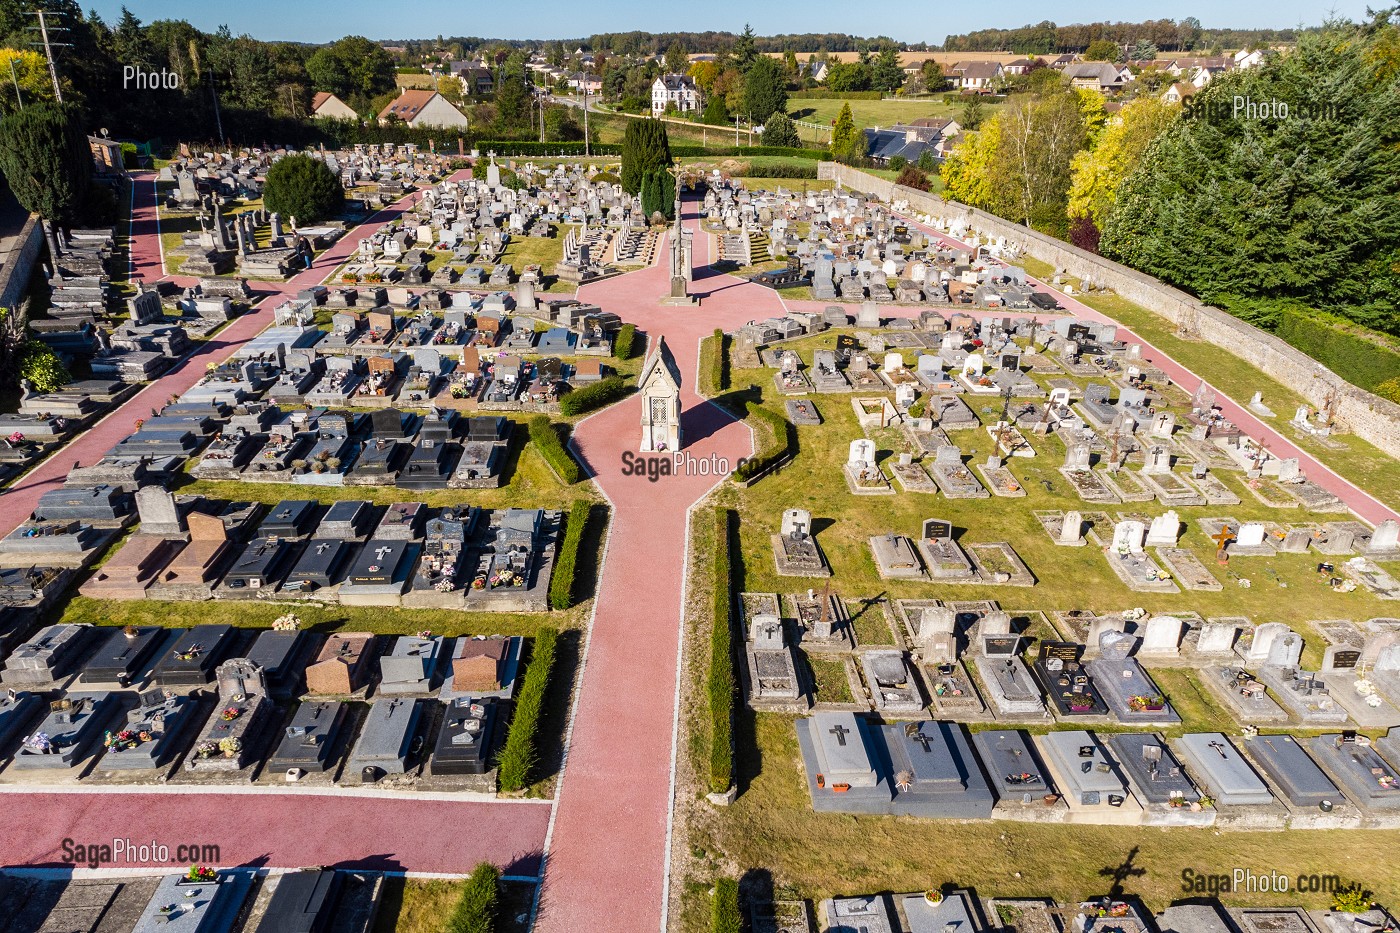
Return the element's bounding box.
[941,18,1306,55]
[938,11,1400,357]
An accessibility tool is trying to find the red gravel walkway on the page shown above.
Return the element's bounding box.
[2,790,547,876]
[534,203,780,932]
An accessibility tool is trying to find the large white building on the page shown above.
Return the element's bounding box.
[651,74,700,116]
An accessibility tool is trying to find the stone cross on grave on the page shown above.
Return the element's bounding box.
[828,723,851,746]
[1208,740,1228,759]
[1211,525,1236,564]
[909,729,932,754]
[375,546,391,561]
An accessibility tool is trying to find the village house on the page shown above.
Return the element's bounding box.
[950,61,1003,93]
[1062,61,1132,93]
[448,60,495,96]
[311,92,358,120]
[651,74,701,115]
[863,117,961,165]
[377,89,470,128]
[1161,81,1196,104]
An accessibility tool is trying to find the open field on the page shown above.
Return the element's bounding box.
[786,96,995,132]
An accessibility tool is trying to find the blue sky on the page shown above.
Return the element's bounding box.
[87,0,1368,45]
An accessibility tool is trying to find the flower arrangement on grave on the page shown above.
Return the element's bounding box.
[220,706,241,722]
[1196,794,1215,809]
[923,890,944,905]
[342,273,359,284]
[218,736,242,758]
[364,271,384,283]
[471,574,487,589]
[133,418,145,430]
[7,431,24,445]
[195,741,218,759]
[1128,694,1165,712]
[1068,692,1096,712]
[186,865,217,883]
[272,613,302,632]
[123,625,139,638]
[104,729,140,750]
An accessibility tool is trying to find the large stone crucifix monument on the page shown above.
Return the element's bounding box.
[639,335,683,452]
[661,164,699,306]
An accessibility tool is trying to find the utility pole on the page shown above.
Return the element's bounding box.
[208,68,225,144]
[8,58,23,111]
[582,84,590,157]
[28,9,68,104]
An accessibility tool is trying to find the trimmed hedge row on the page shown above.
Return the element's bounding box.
[613,323,639,359]
[711,878,743,933]
[708,509,736,796]
[739,162,819,178]
[446,862,500,933]
[559,375,630,417]
[732,403,794,482]
[528,415,583,484]
[790,90,883,100]
[475,140,829,159]
[1274,311,1400,396]
[495,626,559,792]
[700,328,726,397]
[548,500,590,611]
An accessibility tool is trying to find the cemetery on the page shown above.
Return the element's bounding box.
[4,129,1400,931]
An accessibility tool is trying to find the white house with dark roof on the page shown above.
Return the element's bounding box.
[950,61,1003,92]
[651,74,700,115]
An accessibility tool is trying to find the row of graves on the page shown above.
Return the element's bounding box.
[0,867,394,933]
[0,613,528,790]
[203,294,619,415]
[815,890,1396,933]
[717,179,1061,309]
[0,377,143,485]
[190,404,515,490]
[70,488,560,611]
[161,142,450,211]
[338,156,660,290]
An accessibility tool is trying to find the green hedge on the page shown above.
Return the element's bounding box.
[711,878,742,933]
[1273,310,1400,396]
[700,328,727,397]
[708,509,735,796]
[548,500,590,611]
[446,862,500,933]
[495,626,559,792]
[790,90,883,100]
[732,403,794,482]
[528,415,583,484]
[475,140,828,159]
[739,161,819,178]
[613,323,639,359]
[559,375,630,417]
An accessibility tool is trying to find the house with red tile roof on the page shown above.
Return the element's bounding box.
[312,92,358,120]
[377,89,469,128]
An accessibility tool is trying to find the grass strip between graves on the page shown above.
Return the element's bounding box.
[708,508,736,795]
[558,375,630,417]
[711,877,742,933]
[547,500,590,610]
[527,415,582,484]
[445,862,499,933]
[495,626,559,793]
[731,402,793,483]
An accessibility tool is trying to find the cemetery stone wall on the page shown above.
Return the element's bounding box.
[818,162,1400,459]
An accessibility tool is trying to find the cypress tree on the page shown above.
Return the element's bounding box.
[0,103,92,227]
[621,118,673,195]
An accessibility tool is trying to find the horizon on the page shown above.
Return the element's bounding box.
[84,0,1370,45]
